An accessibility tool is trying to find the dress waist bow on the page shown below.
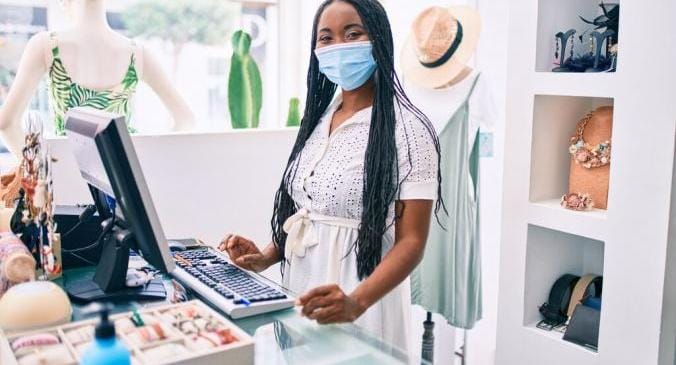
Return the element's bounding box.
[282,208,360,259]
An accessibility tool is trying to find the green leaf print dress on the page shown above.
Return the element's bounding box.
[48,33,138,135]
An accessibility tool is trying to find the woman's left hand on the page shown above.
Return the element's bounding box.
[297,284,367,324]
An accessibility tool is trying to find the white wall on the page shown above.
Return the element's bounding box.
[48,130,297,244]
[48,130,298,280]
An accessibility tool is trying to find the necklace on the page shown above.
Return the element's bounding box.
[568,111,611,169]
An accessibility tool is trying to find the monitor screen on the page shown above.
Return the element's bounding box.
[65,107,175,273]
[66,117,114,198]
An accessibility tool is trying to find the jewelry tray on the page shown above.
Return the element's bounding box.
[0,300,254,365]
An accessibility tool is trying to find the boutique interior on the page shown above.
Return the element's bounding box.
[0,1,674,365]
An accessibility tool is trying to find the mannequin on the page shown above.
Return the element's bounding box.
[0,0,195,161]
[405,65,497,147]
[402,9,495,362]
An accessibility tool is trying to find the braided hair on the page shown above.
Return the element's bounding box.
[271,0,443,280]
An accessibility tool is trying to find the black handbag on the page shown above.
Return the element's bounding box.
[563,304,600,350]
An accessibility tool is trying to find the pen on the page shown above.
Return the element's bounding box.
[235,294,251,307]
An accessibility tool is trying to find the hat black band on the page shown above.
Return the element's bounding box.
[420,20,463,69]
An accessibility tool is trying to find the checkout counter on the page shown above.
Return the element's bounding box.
[56,266,423,365]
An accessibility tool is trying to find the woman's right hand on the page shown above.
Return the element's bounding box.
[218,234,270,273]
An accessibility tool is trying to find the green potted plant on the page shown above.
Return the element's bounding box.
[228,30,262,129]
[286,97,301,127]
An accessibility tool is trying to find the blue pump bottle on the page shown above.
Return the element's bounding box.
[80,305,131,365]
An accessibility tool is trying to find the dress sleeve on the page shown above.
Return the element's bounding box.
[396,109,439,200]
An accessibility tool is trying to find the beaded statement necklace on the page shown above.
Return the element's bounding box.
[561,109,612,211]
[567,111,611,169]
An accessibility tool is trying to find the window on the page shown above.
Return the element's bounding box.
[0,3,49,123]
[0,0,283,137]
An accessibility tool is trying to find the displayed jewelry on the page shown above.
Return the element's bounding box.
[8,112,61,280]
[11,333,60,352]
[588,35,595,55]
[216,328,237,344]
[561,193,594,211]
[190,335,217,350]
[128,323,171,344]
[161,303,240,349]
[552,29,576,72]
[178,319,199,334]
[6,301,246,365]
[568,111,611,169]
[551,2,619,73]
[608,43,618,70]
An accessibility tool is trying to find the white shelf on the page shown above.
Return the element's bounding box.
[496,323,601,365]
[499,1,676,364]
[524,323,599,355]
[529,95,614,207]
[528,199,607,241]
[532,73,618,99]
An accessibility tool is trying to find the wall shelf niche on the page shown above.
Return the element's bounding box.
[535,0,621,73]
[529,94,614,223]
[523,225,605,353]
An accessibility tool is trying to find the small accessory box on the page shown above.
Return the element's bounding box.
[0,300,254,365]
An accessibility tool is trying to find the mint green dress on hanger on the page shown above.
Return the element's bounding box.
[411,74,482,329]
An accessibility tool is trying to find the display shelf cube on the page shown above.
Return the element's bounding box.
[535,0,620,73]
[528,200,606,241]
[523,225,605,327]
[499,1,676,364]
[529,95,614,211]
[523,225,605,350]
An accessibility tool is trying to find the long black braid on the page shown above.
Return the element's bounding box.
[271,0,444,280]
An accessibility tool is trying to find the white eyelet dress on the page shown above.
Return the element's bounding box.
[282,95,438,352]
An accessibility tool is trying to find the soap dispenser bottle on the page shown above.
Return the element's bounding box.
[80,304,131,365]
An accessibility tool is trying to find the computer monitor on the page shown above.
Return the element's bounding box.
[63,107,175,302]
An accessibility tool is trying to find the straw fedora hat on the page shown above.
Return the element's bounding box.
[401,5,481,89]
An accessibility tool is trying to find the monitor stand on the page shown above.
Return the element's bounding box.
[65,224,166,303]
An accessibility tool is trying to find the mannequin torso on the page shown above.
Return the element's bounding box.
[48,29,141,91]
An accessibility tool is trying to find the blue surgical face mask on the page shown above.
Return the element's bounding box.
[314,41,377,91]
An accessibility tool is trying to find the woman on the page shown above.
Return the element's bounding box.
[219,0,442,350]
